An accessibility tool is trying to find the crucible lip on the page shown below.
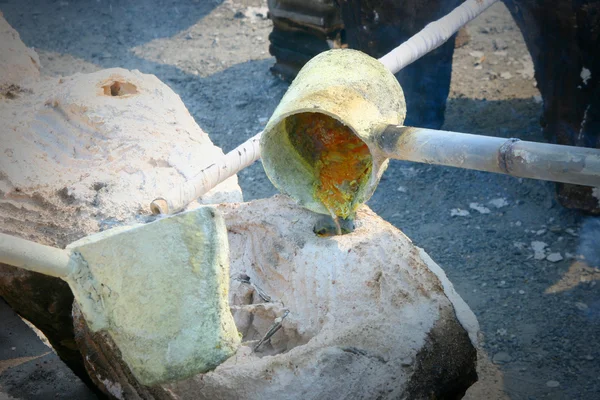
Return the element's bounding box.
[260,49,405,217]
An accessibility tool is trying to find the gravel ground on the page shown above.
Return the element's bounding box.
[1,0,599,399]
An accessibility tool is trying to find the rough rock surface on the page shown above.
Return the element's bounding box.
[66,207,240,386]
[0,13,242,386]
[0,67,242,244]
[75,196,480,399]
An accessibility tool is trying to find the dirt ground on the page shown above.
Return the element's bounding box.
[1,0,599,399]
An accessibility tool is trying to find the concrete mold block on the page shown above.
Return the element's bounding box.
[76,196,481,399]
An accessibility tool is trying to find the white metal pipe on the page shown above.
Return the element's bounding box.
[151,134,261,214]
[0,232,72,278]
[378,126,600,187]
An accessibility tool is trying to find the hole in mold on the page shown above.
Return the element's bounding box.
[313,214,355,237]
[102,81,138,97]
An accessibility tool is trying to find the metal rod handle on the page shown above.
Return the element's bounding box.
[378,126,600,187]
[150,133,262,215]
[380,0,498,74]
[0,232,72,278]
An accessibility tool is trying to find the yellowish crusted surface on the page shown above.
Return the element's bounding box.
[288,112,372,218]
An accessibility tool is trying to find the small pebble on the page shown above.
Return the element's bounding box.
[493,352,512,364]
[500,71,513,79]
[546,252,563,263]
[546,380,560,388]
[493,38,508,50]
[469,202,491,214]
[531,241,548,260]
[514,241,526,249]
[575,302,588,311]
[565,228,578,237]
[451,208,470,217]
[489,198,509,208]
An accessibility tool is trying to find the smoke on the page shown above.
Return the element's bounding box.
[578,217,600,268]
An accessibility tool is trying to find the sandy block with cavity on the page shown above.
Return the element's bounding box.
[1,64,242,247]
[74,196,483,399]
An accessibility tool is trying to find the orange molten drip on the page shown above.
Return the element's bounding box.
[288,113,372,218]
